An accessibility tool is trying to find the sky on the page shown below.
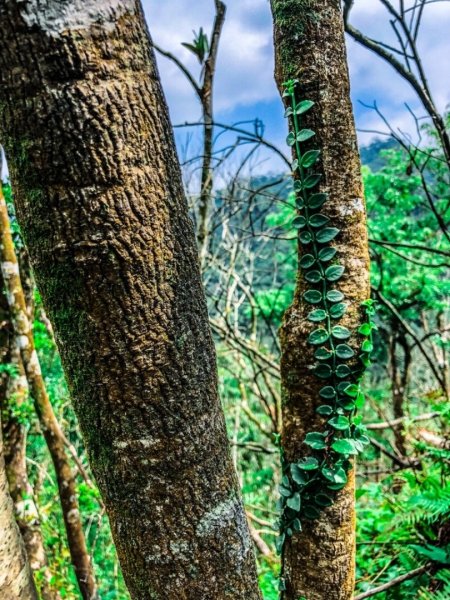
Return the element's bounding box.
[143,0,450,171]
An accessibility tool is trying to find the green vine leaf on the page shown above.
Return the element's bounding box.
[332,439,358,455]
[331,325,351,339]
[308,193,328,209]
[301,149,320,168]
[318,247,337,262]
[326,289,344,302]
[295,99,315,114]
[304,290,322,304]
[308,309,327,322]
[297,457,319,471]
[304,432,327,450]
[299,254,316,268]
[328,415,350,430]
[335,344,355,359]
[297,129,315,142]
[309,214,330,228]
[325,265,345,281]
[308,329,329,345]
[316,227,340,243]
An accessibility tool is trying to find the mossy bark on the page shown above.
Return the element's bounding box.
[0,2,260,599]
[270,1,370,599]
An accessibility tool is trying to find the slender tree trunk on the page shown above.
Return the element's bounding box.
[0,2,260,599]
[0,422,38,600]
[390,331,411,457]
[270,1,370,599]
[0,191,98,600]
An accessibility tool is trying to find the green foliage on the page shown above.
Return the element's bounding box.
[276,79,372,551]
[181,27,209,64]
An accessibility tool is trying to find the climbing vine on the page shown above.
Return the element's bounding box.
[276,79,375,557]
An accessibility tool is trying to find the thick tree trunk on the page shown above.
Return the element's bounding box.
[0,2,260,599]
[270,1,370,599]
[0,189,98,599]
[0,423,38,600]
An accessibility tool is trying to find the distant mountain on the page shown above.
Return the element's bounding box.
[360,137,398,171]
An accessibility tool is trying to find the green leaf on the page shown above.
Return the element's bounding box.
[328,415,350,430]
[315,493,333,507]
[299,254,316,268]
[304,432,327,450]
[319,386,336,399]
[286,132,296,146]
[316,227,340,243]
[332,439,358,455]
[303,505,321,519]
[315,347,333,360]
[358,322,372,336]
[276,534,285,555]
[318,247,337,262]
[279,485,292,497]
[296,100,314,114]
[291,464,308,485]
[303,174,322,189]
[308,309,327,322]
[336,364,352,378]
[316,404,333,416]
[292,215,307,228]
[325,265,345,281]
[308,328,329,345]
[296,197,305,209]
[331,325,351,339]
[343,384,359,397]
[297,457,319,470]
[309,214,330,228]
[322,466,348,484]
[303,290,322,304]
[326,289,344,302]
[335,344,354,359]
[362,340,374,353]
[305,270,322,283]
[286,492,301,511]
[284,107,293,117]
[301,149,320,168]
[292,518,302,532]
[308,193,328,209]
[299,231,313,244]
[330,302,347,318]
[297,129,315,142]
[314,363,333,379]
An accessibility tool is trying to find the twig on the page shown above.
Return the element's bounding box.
[354,564,429,599]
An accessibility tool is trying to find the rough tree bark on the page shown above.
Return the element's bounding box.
[0,188,97,599]
[0,2,260,599]
[270,1,371,599]
[0,421,38,600]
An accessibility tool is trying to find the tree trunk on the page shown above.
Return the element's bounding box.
[0,2,260,599]
[0,422,38,600]
[270,1,371,599]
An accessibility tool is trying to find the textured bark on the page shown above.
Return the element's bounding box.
[0,423,38,600]
[0,191,97,600]
[270,1,371,599]
[0,2,260,599]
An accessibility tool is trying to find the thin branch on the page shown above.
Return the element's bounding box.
[354,564,429,600]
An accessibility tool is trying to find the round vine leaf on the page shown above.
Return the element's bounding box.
[319,386,336,399]
[336,364,352,378]
[330,302,347,318]
[325,265,345,282]
[309,214,330,229]
[327,289,344,303]
[360,354,371,368]
[286,132,296,146]
[303,174,322,189]
[284,107,293,118]
[314,363,333,379]
[305,270,322,283]
[297,128,315,142]
[337,398,356,411]
[318,247,337,262]
[299,254,316,269]
[315,347,333,360]
[308,309,327,322]
[303,505,321,520]
[293,180,303,192]
[308,193,328,209]
[362,340,374,353]
[332,439,358,455]
[322,465,348,484]
[296,100,314,114]
[337,381,351,393]
[292,518,302,532]
[304,432,327,450]
[304,289,322,304]
[315,493,333,507]
[299,231,313,244]
[279,485,292,497]
[327,481,347,491]
[299,231,313,245]
[308,328,329,345]
[291,158,299,171]
[358,322,372,336]
[290,464,308,485]
[328,415,350,430]
[292,215,307,229]
[286,492,301,511]
[316,227,340,243]
[355,391,365,409]
[301,149,320,169]
[296,197,305,209]
[343,383,359,397]
[335,344,354,359]
[316,404,333,416]
[331,325,351,339]
[297,457,319,470]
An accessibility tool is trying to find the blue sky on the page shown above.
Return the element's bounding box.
[143,0,450,171]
